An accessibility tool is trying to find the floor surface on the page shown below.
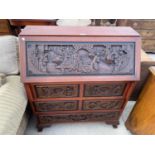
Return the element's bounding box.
[25,101,135,135]
[148,53,155,60]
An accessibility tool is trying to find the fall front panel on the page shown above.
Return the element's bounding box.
[26,41,135,76]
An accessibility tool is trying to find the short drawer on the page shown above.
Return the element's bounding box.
[82,99,124,110]
[84,83,126,97]
[34,84,79,98]
[38,112,119,124]
[34,100,78,112]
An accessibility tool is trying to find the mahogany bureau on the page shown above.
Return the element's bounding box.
[19,26,141,131]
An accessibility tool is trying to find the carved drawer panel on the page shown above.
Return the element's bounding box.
[84,83,126,97]
[34,84,79,98]
[34,100,78,112]
[26,41,135,76]
[39,112,119,124]
[82,99,124,110]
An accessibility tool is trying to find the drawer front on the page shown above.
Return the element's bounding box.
[39,112,119,124]
[34,100,78,112]
[26,41,135,77]
[82,99,124,110]
[84,83,126,97]
[34,84,79,98]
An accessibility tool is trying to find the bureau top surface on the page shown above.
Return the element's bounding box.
[19,26,140,37]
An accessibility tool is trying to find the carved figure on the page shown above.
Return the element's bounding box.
[27,42,134,75]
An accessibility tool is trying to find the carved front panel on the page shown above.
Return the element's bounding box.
[84,83,126,97]
[26,41,135,76]
[82,100,123,110]
[34,84,79,98]
[39,112,119,123]
[34,101,78,112]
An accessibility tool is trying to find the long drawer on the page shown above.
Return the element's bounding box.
[38,111,120,124]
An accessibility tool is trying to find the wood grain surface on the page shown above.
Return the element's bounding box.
[126,66,155,134]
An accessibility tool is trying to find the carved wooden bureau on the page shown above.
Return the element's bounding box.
[19,26,141,131]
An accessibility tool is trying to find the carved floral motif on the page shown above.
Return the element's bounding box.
[39,112,119,123]
[84,83,126,97]
[26,42,135,76]
[35,101,78,112]
[35,84,79,98]
[83,100,123,110]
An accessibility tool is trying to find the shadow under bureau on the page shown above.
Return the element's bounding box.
[19,26,141,131]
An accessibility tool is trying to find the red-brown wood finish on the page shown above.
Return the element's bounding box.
[19,26,141,131]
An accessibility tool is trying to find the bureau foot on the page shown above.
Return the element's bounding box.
[112,122,120,128]
[37,125,44,132]
[38,127,43,132]
[106,121,119,129]
[37,124,52,132]
[112,124,118,128]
